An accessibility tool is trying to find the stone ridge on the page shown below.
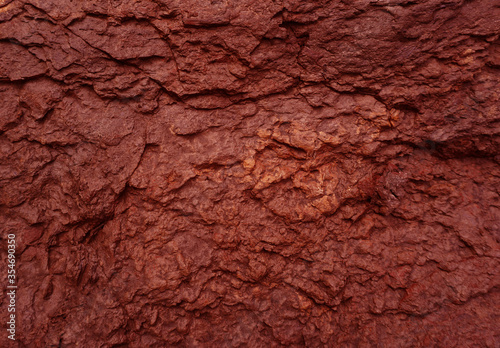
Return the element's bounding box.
[0,0,499,346]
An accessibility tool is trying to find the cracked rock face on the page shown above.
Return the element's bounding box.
[1,0,500,346]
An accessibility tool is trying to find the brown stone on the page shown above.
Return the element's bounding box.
[0,0,499,346]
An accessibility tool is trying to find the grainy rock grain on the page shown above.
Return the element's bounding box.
[1,0,499,346]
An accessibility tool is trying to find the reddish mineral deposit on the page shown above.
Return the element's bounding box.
[1,0,499,346]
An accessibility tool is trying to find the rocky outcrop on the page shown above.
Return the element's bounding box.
[1,0,499,346]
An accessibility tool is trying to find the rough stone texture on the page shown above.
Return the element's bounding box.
[1,0,500,346]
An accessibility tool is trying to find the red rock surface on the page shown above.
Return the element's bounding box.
[1,0,500,346]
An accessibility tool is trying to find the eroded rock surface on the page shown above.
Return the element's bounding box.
[1,0,499,346]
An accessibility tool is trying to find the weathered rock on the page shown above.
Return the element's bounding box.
[1,0,499,346]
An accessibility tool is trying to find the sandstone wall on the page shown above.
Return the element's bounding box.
[1,0,499,346]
